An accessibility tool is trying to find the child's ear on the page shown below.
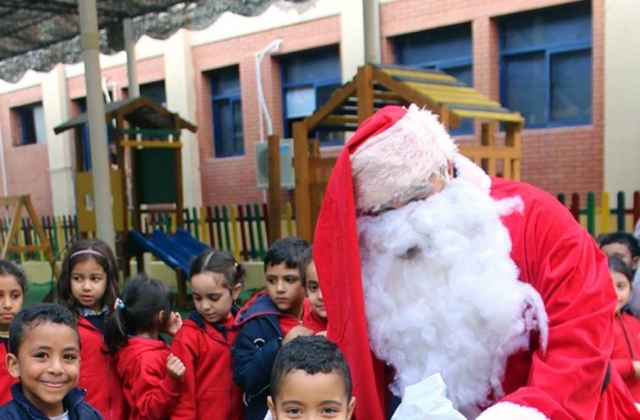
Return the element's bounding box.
[6,354,20,379]
[231,283,243,301]
[633,256,639,270]
[267,396,277,420]
[158,310,166,326]
[347,396,356,419]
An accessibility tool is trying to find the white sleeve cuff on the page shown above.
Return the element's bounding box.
[477,402,549,420]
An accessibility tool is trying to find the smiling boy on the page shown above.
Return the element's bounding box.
[267,335,356,420]
[233,237,313,420]
[0,303,103,420]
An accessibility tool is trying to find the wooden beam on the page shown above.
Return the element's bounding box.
[293,121,312,242]
[119,141,182,149]
[267,134,282,245]
[357,65,375,123]
[306,80,357,132]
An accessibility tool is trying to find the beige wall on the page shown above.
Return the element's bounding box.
[604,0,640,195]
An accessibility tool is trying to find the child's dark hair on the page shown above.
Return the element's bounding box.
[56,238,119,312]
[270,335,352,402]
[104,275,175,355]
[264,237,311,285]
[599,232,640,258]
[609,255,634,285]
[189,250,245,291]
[0,259,28,292]
[9,303,78,356]
[299,245,314,285]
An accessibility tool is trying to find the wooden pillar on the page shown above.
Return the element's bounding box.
[505,120,522,181]
[357,65,374,123]
[293,121,312,242]
[267,134,281,245]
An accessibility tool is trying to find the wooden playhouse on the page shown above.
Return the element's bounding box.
[289,64,525,241]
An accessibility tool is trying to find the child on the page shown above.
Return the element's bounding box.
[0,260,26,406]
[171,250,245,419]
[610,255,640,401]
[599,232,640,317]
[232,237,314,420]
[55,239,127,420]
[300,246,328,334]
[599,232,640,272]
[0,303,103,419]
[104,275,185,420]
[267,335,356,420]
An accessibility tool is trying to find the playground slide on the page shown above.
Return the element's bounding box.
[128,229,212,274]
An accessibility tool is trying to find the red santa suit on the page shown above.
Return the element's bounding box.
[0,338,17,406]
[313,104,640,419]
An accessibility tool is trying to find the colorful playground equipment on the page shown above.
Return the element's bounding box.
[54,96,201,307]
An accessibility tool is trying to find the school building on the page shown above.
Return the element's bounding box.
[0,0,637,218]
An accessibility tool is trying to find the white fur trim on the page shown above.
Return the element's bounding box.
[350,104,458,213]
[358,178,549,412]
[454,154,491,193]
[477,402,549,420]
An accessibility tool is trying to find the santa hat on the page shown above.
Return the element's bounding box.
[314,104,461,420]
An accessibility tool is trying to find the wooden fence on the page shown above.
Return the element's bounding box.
[3,190,639,263]
[0,202,296,263]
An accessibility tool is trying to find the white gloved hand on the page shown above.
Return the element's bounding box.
[392,374,466,420]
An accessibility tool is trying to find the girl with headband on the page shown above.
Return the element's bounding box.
[56,238,128,419]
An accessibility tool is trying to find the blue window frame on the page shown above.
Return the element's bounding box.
[210,66,244,157]
[499,2,592,128]
[395,23,474,135]
[74,98,117,171]
[281,45,342,145]
[14,103,46,146]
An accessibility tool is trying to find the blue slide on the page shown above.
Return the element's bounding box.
[128,228,212,275]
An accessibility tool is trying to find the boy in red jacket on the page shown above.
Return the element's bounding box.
[232,237,314,420]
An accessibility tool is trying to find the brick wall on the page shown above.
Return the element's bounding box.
[0,84,53,216]
[192,16,341,206]
[0,0,605,215]
[380,0,604,197]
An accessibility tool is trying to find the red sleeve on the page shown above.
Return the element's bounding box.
[170,327,198,420]
[497,183,616,419]
[128,353,181,418]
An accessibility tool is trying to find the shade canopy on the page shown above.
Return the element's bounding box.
[0,0,306,83]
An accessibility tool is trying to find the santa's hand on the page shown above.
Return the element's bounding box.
[391,374,465,420]
[283,325,313,345]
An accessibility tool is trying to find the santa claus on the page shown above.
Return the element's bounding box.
[313,104,640,419]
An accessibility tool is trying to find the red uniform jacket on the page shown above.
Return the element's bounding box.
[612,312,640,401]
[115,337,181,420]
[0,339,17,406]
[77,316,127,420]
[171,311,244,420]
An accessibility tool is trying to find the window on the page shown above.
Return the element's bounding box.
[14,103,46,146]
[281,46,342,144]
[140,81,167,108]
[210,66,244,157]
[500,2,592,128]
[395,24,474,135]
[74,97,117,171]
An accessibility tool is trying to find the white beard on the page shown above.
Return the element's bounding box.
[357,178,548,416]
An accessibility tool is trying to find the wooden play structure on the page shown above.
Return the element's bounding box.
[54,96,197,305]
[0,195,58,300]
[286,64,525,241]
